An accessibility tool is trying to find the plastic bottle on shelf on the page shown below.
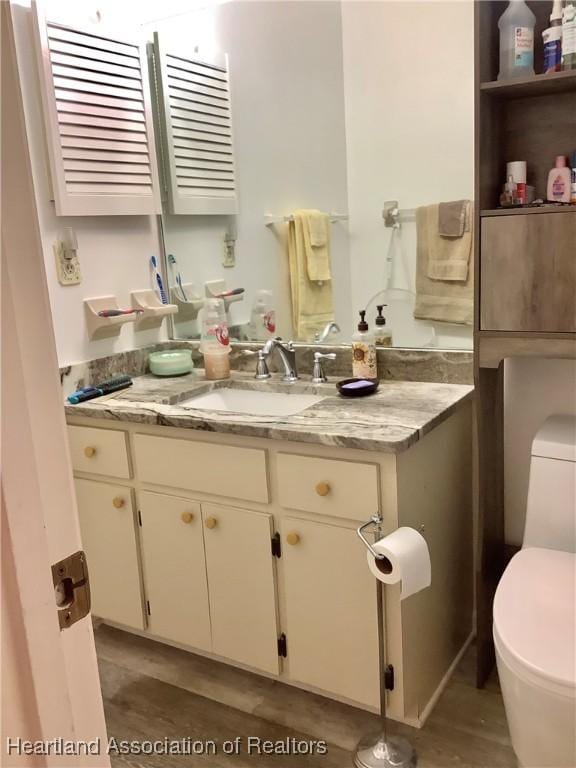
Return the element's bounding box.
[497,0,536,80]
[547,156,572,202]
[249,290,276,341]
[201,298,231,380]
[562,2,576,70]
[542,0,563,74]
[570,151,576,204]
[352,310,378,380]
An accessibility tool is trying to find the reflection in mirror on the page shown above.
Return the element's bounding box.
[146,1,474,350]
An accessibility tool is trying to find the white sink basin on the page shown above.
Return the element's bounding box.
[179,388,324,417]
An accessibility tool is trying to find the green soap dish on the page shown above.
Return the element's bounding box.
[148,350,193,377]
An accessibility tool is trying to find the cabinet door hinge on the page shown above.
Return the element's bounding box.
[146,600,151,616]
[138,510,142,526]
[271,532,281,558]
[277,633,287,658]
[384,664,394,691]
[52,550,91,630]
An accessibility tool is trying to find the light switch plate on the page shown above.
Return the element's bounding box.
[54,241,81,285]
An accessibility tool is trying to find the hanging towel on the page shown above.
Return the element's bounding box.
[288,212,334,340]
[414,204,474,326]
[425,201,473,282]
[438,199,470,238]
[293,209,332,282]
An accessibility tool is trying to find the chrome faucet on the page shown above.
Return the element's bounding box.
[315,321,341,344]
[262,337,299,382]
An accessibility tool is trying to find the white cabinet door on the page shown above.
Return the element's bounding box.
[75,479,144,629]
[139,491,211,652]
[202,503,279,675]
[282,517,379,707]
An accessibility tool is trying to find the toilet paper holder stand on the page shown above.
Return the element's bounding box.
[354,513,417,768]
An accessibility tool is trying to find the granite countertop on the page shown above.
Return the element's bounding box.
[65,371,473,454]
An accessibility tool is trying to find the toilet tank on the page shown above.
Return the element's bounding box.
[523,415,576,553]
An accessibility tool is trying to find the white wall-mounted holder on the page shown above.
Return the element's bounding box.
[170,285,204,321]
[130,290,177,331]
[205,280,244,315]
[84,296,140,340]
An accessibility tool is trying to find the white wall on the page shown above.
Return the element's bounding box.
[153,1,352,341]
[504,358,576,545]
[12,1,171,368]
[341,0,474,349]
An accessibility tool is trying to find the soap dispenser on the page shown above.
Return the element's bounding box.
[352,310,377,380]
[375,305,393,347]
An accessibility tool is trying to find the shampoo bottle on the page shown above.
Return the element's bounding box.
[352,310,377,380]
[497,0,536,80]
[547,156,571,202]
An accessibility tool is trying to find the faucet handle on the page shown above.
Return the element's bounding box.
[242,349,271,379]
[312,352,337,384]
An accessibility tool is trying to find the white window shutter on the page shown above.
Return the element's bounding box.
[32,9,161,216]
[152,32,238,216]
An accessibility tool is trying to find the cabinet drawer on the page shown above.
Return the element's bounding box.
[68,425,130,479]
[133,434,269,503]
[277,453,379,521]
[481,212,576,332]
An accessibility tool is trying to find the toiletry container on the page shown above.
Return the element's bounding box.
[562,2,576,70]
[352,311,377,380]
[249,290,275,341]
[498,0,536,80]
[542,0,563,73]
[375,305,393,347]
[547,156,572,203]
[201,298,231,380]
[570,151,576,204]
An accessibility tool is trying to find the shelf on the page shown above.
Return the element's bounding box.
[480,70,576,99]
[481,206,576,217]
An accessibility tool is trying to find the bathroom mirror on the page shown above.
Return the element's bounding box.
[146,1,474,350]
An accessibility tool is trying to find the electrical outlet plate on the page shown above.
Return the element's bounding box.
[222,233,236,268]
[54,241,81,285]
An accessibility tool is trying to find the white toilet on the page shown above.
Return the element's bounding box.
[494,415,576,768]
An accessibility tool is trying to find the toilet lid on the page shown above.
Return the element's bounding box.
[494,548,576,690]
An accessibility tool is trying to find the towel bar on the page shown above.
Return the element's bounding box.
[265,212,348,226]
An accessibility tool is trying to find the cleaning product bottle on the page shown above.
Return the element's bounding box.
[249,290,275,341]
[497,0,536,80]
[562,1,576,70]
[570,150,576,204]
[547,156,572,202]
[374,305,393,347]
[201,298,231,380]
[352,310,377,380]
[542,0,563,73]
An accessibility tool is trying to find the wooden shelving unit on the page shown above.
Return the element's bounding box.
[474,1,576,687]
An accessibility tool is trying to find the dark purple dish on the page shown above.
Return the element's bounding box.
[336,378,379,397]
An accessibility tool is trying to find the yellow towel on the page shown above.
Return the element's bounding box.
[295,209,332,282]
[414,204,474,325]
[288,211,334,340]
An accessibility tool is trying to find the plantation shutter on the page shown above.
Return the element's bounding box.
[33,10,161,216]
[152,32,238,216]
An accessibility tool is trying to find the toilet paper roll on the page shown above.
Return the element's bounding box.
[367,527,431,599]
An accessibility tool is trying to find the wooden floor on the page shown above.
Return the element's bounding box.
[95,625,516,768]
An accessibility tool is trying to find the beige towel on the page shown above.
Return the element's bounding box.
[426,201,472,282]
[438,199,469,237]
[414,204,474,326]
[293,209,332,282]
[288,212,334,340]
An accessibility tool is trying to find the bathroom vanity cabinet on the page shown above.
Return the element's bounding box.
[67,408,472,727]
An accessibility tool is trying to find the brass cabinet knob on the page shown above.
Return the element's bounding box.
[315,481,331,497]
[84,446,97,458]
[205,516,218,530]
[286,532,300,546]
[181,511,194,524]
[112,496,125,509]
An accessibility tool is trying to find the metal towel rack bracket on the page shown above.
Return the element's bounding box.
[382,200,416,229]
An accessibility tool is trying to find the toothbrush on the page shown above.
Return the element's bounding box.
[167,254,188,302]
[97,308,143,317]
[150,256,168,304]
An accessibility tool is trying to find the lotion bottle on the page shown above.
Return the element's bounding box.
[352,310,377,380]
[547,156,571,202]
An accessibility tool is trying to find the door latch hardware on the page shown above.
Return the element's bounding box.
[271,532,281,558]
[277,633,287,658]
[384,664,395,691]
[51,551,90,630]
